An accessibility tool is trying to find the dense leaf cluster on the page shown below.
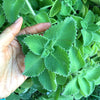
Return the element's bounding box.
[0,0,100,100]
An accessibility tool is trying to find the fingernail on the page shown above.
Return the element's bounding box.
[14,17,21,24]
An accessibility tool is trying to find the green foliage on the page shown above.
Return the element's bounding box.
[0,0,100,100]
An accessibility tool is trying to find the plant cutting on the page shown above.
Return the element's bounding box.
[0,0,100,100]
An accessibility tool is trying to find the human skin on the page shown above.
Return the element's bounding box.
[0,17,51,98]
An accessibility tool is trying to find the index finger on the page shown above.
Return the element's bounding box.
[18,23,51,35]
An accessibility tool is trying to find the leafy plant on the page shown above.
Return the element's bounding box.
[0,0,100,100]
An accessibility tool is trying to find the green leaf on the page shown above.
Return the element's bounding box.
[39,69,57,91]
[23,51,45,77]
[81,29,93,46]
[45,46,70,76]
[87,24,100,32]
[49,0,61,17]
[72,15,83,29]
[0,4,5,28]
[84,10,95,24]
[35,11,50,23]
[93,32,100,42]
[69,46,85,73]
[17,35,29,55]
[84,66,100,82]
[90,0,100,5]
[6,93,20,100]
[24,34,48,55]
[56,75,67,85]
[3,0,25,22]
[78,77,90,96]
[74,92,83,100]
[44,17,76,50]
[21,78,33,89]
[60,1,71,16]
[62,77,79,96]
[38,0,53,7]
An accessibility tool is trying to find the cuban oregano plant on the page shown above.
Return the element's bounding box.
[0,0,100,100]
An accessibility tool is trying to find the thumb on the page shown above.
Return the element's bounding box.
[0,17,23,47]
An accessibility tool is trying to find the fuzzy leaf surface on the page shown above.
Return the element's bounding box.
[24,35,48,55]
[44,17,76,50]
[69,46,85,73]
[45,46,70,76]
[39,69,57,91]
[23,51,45,77]
[78,77,90,96]
[84,66,100,82]
[3,0,25,22]
[62,77,79,96]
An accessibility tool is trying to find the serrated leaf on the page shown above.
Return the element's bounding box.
[45,46,70,76]
[3,0,25,23]
[62,77,79,96]
[49,0,61,17]
[35,11,50,23]
[23,51,45,77]
[44,17,76,50]
[84,66,100,82]
[78,77,90,96]
[24,34,48,55]
[39,69,57,91]
[69,46,85,73]
[81,29,93,46]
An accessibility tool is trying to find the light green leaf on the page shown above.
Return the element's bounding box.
[74,92,83,100]
[87,24,100,32]
[35,11,50,23]
[84,66,100,82]
[23,51,45,77]
[50,18,57,24]
[78,77,90,96]
[24,34,48,55]
[3,0,25,22]
[84,10,95,24]
[81,29,93,46]
[60,1,71,16]
[69,46,85,73]
[44,17,76,50]
[72,15,83,29]
[49,0,61,17]
[39,69,57,91]
[62,77,79,96]
[56,75,67,85]
[45,46,70,76]
[93,32,100,42]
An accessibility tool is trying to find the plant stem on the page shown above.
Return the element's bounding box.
[25,0,36,16]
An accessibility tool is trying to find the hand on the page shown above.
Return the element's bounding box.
[0,17,51,98]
